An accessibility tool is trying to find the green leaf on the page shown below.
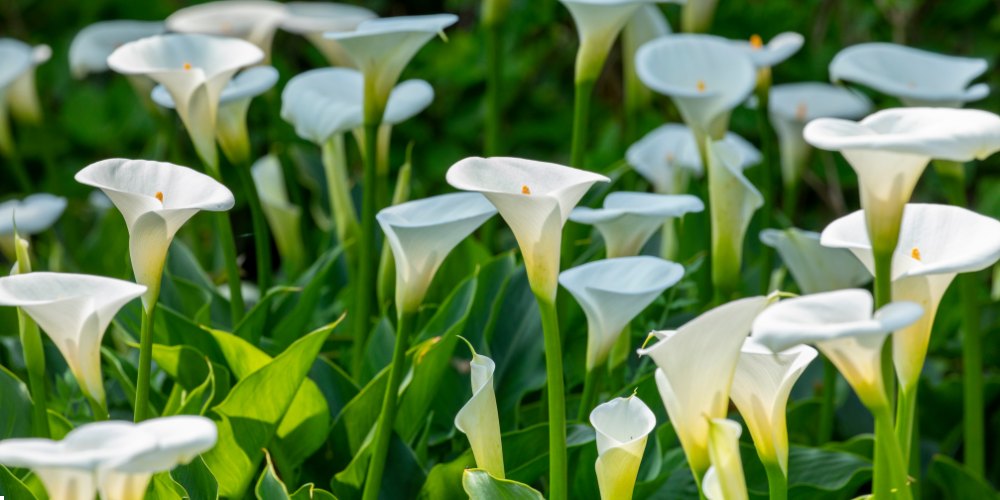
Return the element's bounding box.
[290,485,338,500]
[419,451,476,500]
[256,450,291,500]
[926,455,999,500]
[0,464,36,499]
[46,410,72,440]
[786,444,872,496]
[0,365,31,439]
[201,320,341,498]
[271,245,344,348]
[171,456,219,500]
[462,469,544,499]
[235,286,298,344]
[330,433,425,500]
[147,472,187,500]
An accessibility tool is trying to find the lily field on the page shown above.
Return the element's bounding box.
[2,0,1000,499]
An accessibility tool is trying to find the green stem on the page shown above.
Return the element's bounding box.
[134,304,156,422]
[484,22,502,156]
[203,160,246,325]
[754,84,776,295]
[537,296,568,500]
[818,357,837,444]
[872,249,896,498]
[577,366,600,422]
[895,386,917,467]
[873,405,912,500]
[352,120,380,378]
[233,157,272,293]
[959,272,984,477]
[375,124,392,212]
[321,135,360,259]
[14,241,48,437]
[570,79,595,169]
[763,460,788,500]
[362,311,416,500]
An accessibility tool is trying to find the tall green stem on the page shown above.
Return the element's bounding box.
[570,79,595,169]
[134,304,156,422]
[895,386,917,465]
[362,311,416,500]
[577,366,600,422]
[484,22,502,156]
[873,405,912,500]
[537,296,568,500]
[352,119,380,378]
[15,240,48,437]
[375,125,392,212]
[232,158,272,293]
[763,460,787,500]
[872,249,898,499]
[754,83,776,294]
[321,135,359,264]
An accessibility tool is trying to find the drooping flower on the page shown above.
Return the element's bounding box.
[279,2,377,66]
[377,192,497,313]
[0,193,67,236]
[637,296,769,478]
[570,192,703,258]
[707,139,763,298]
[590,396,657,500]
[830,43,988,107]
[0,272,146,404]
[251,155,305,274]
[75,158,235,308]
[804,107,1000,253]
[760,227,872,295]
[767,83,871,191]
[107,33,264,169]
[455,342,505,479]
[69,21,165,79]
[702,418,749,500]
[730,338,817,474]
[821,204,1000,391]
[636,34,756,140]
[166,0,288,61]
[731,32,803,69]
[560,256,683,369]
[446,157,609,300]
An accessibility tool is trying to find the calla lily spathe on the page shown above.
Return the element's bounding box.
[707,138,763,297]
[560,256,683,369]
[69,21,165,78]
[768,83,871,190]
[107,33,264,169]
[570,192,703,258]
[637,296,769,478]
[751,289,923,410]
[0,193,67,236]
[702,418,749,500]
[636,35,756,140]
[2,39,50,125]
[731,338,817,474]
[830,43,988,108]
[822,204,1000,391]
[621,5,670,114]
[590,396,657,500]
[325,14,457,121]
[0,272,146,404]
[251,155,305,274]
[280,2,377,66]
[732,32,804,69]
[377,192,497,313]
[560,0,670,83]
[166,0,287,60]
[804,107,1000,252]
[0,39,44,149]
[455,343,505,479]
[446,157,609,300]
[75,159,235,307]
[760,227,872,295]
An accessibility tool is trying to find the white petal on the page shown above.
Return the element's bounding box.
[152,65,278,108]
[707,139,763,286]
[570,192,703,257]
[69,21,165,78]
[0,193,67,235]
[732,32,804,68]
[384,79,434,125]
[561,0,657,79]
[0,39,34,91]
[166,0,287,54]
[281,2,376,34]
[455,350,505,479]
[760,227,871,294]
[590,395,656,500]
[704,418,748,500]
[627,124,759,192]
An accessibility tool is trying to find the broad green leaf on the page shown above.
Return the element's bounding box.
[151,343,211,390]
[290,484,338,500]
[147,472,187,500]
[163,360,215,416]
[171,456,219,500]
[926,455,999,499]
[0,365,31,438]
[46,410,72,440]
[0,464,36,499]
[256,450,291,500]
[235,286,298,344]
[272,245,344,348]
[330,433,425,500]
[786,444,871,495]
[311,357,359,420]
[462,469,544,499]
[488,269,546,424]
[419,451,475,500]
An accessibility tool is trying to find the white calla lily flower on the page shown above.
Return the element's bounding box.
[637,296,769,478]
[455,343,505,479]
[108,33,264,169]
[768,83,871,190]
[636,35,756,139]
[590,396,657,500]
[627,124,761,194]
[280,2,377,66]
[804,107,1000,252]
[0,273,146,404]
[760,227,871,295]
[166,1,287,60]
[377,192,496,313]
[822,204,1000,391]
[560,0,669,82]
[702,418,749,500]
[732,32,803,69]
[570,192,703,257]
[560,256,683,369]
[731,338,817,474]
[447,157,609,300]
[251,155,305,273]
[622,5,670,114]
[325,14,457,120]
[0,40,32,155]
[69,21,165,78]
[75,159,235,308]
[3,40,50,125]
[707,139,763,298]
[751,289,923,409]
[830,43,988,107]
[0,193,67,236]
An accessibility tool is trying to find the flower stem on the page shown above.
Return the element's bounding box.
[817,357,837,444]
[871,249,897,499]
[232,156,273,293]
[134,303,156,422]
[754,83,776,295]
[14,240,48,437]
[375,124,392,212]
[352,120,380,378]
[484,21,502,156]
[873,405,912,500]
[321,135,359,265]
[537,295,568,500]
[85,393,109,421]
[763,460,788,500]
[577,366,600,422]
[362,311,416,500]
[570,79,595,169]
[895,385,917,465]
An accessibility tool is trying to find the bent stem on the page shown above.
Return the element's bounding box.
[763,460,788,500]
[361,311,416,500]
[134,303,156,422]
[351,117,381,378]
[537,295,568,500]
[570,79,595,169]
[232,157,273,293]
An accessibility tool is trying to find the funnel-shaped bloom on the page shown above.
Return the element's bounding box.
[702,419,748,500]
[570,192,703,257]
[560,256,683,369]
[0,273,146,403]
[830,43,988,108]
[804,107,1000,252]
[0,421,156,500]
[590,396,656,500]
[75,159,235,307]
[636,35,756,139]
[752,289,923,410]
[707,139,763,297]
[732,32,803,69]
[731,338,817,474]
[455,343,504,479]
[627,124,760,194]
[166,1,287,60]
[69,21,165,78]
[0,40,33,155]
[108,34,263,169]
[768,83,871,190]
[280,2,377,66]
[822,204,1000,391]
[152,65,277,164]
[622,5,670,114]
[447,157,609,300]
[760,227,871,295]
[378,193,496,313]
[637,296,768,477]
[251,155,305,274]
[0,193,67,236]
[326,14,457,120]
[561,0,669,82]
[2,40,49,125]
